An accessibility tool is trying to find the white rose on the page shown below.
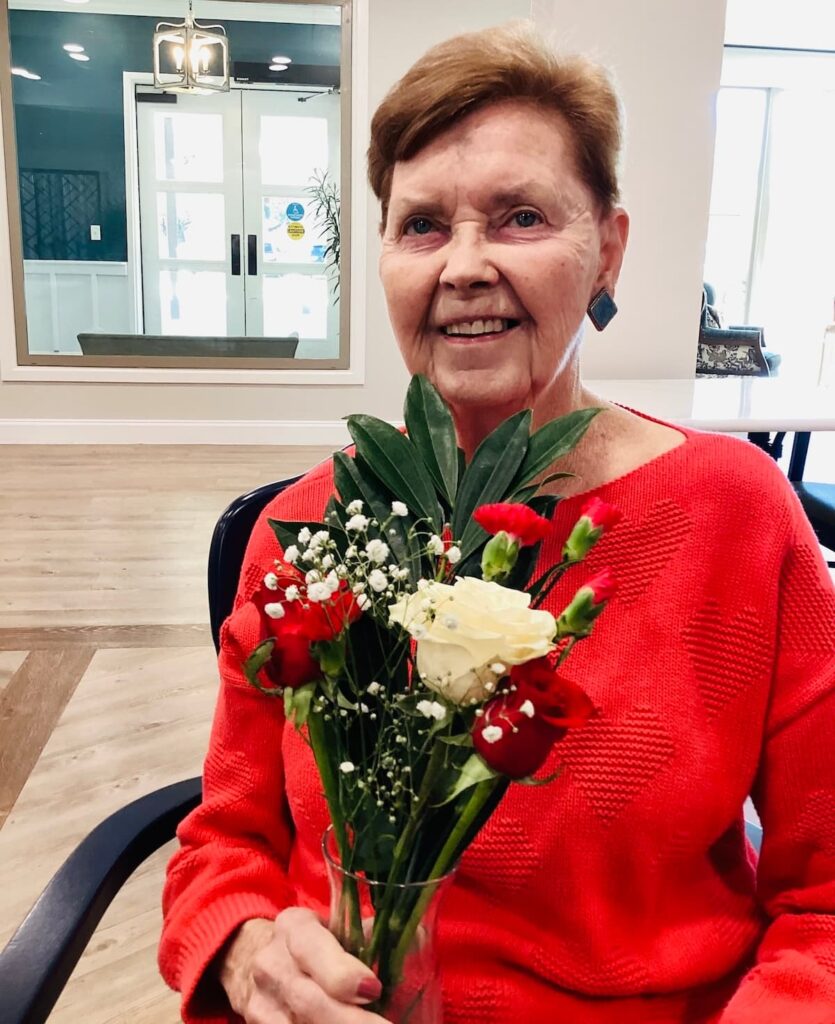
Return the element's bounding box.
[388,577,556,704]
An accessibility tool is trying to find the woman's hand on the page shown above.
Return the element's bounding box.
[220,908,389,1023]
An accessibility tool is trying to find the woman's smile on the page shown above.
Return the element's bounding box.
[436,317,525,342]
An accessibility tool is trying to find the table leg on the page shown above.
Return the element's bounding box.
[788,431,811,483]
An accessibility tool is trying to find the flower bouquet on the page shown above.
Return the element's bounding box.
[242,375,621,1021]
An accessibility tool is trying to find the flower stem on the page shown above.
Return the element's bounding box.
[363,740,448,969]
[308,710,364,950]
[386,777,498,982]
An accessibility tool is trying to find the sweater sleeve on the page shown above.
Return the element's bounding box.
[720,505,835,1023]
[158,510,300,1024]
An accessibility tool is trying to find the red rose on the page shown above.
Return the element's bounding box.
[509,659,595,729]
[473,503,552,547]
[473,659,593,778]
[252,562,362,689]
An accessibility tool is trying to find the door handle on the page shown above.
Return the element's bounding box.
[231,234,241,276]
[247,234,258,276]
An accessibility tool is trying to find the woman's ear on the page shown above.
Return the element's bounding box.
[595,206,630,297]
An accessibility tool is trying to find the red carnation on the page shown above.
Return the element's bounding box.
[584,568,617,605]
[581,496,623,532]
[473,658,593,778]
[474,503,552,547]
[562,497,623,562]
[555,568,617,637]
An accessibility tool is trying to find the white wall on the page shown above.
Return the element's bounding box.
[725,0,835,49]
[531,0,728,379]
[0,0,727,438]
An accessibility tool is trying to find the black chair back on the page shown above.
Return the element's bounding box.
[208,476,301,651]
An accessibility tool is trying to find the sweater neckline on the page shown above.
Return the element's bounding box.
[553,405,694,506]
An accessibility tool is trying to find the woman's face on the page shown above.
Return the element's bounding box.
[379,100,628,418]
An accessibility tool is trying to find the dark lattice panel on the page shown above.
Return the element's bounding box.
[19,169,101,261]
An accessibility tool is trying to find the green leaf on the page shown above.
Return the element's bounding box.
[515,765,564,786]
[404,375,458,509]
[334,451,423,581]
[268,519,348,559]
[287,682,317,729]
[243,639,283,696]
[438,733,473,747]
[434,752,498,807]
[346,415,442,532]
[511,408,600,492]
[452,410,532,558]
[509,472,574,502]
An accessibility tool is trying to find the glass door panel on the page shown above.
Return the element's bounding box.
[153,112,225,183]
[242,89,341,356]
[262,194,329,264]
[159,270,228,335]
[157,192,227,261]
[136,90,245,337]
[263,273,330,339]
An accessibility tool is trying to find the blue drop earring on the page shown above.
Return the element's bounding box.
[587,288,618,331]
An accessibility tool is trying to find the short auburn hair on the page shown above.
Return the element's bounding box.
[368,22,623,224]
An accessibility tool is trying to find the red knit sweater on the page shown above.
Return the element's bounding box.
[159,421,835,1023]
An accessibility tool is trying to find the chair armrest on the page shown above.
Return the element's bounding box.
[697,327,770,376]
[729,325,765,346]
[0,776,201,1024]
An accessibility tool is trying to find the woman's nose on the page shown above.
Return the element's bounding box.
[438,233,500,291]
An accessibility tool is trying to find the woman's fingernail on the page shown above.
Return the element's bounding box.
[356,977,382,1001]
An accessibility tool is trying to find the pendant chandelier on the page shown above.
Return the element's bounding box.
[153,0,231,94]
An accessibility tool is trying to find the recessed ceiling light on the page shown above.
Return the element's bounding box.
[269,64,288,72]
[63,44,85,53]
[12,67,42,80]
[271,55,292,63]
[68,53,91,62]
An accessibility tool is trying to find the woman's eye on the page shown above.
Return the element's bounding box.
[512,210,541,228]
[404,217,435,236]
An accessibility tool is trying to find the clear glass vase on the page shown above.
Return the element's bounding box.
[323,826,454,1023]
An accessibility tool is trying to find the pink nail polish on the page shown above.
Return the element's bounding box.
[356,977,382,1001]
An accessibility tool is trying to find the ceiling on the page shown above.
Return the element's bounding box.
[8,2,342,27]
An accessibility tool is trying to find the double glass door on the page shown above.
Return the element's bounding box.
[136,86,340,356]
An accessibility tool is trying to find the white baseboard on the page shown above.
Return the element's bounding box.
[0,418,353,446]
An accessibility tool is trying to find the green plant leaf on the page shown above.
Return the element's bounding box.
[334,451,423,581]
[267,519,348,558]
[243,639,283,695]
[404,375,458,509]
[287,682,317,729]
[509,472,574,502]
[452,410,532,557]
[434,752,498,807]
[511,408,600,492]
[346,415,443,532]
[515,765,564,786]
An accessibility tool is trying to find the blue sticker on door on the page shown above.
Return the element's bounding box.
[286,202,305,222]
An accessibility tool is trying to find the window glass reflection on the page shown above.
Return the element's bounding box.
[263,273,329,339]
[259,116,329,186]
[154,112,225,183]
[159,269,228,336]
[157,192,226,261]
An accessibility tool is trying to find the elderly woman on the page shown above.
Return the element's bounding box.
[159,23,835,1024]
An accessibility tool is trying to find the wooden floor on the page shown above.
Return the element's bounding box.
[0,445,334,1024]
